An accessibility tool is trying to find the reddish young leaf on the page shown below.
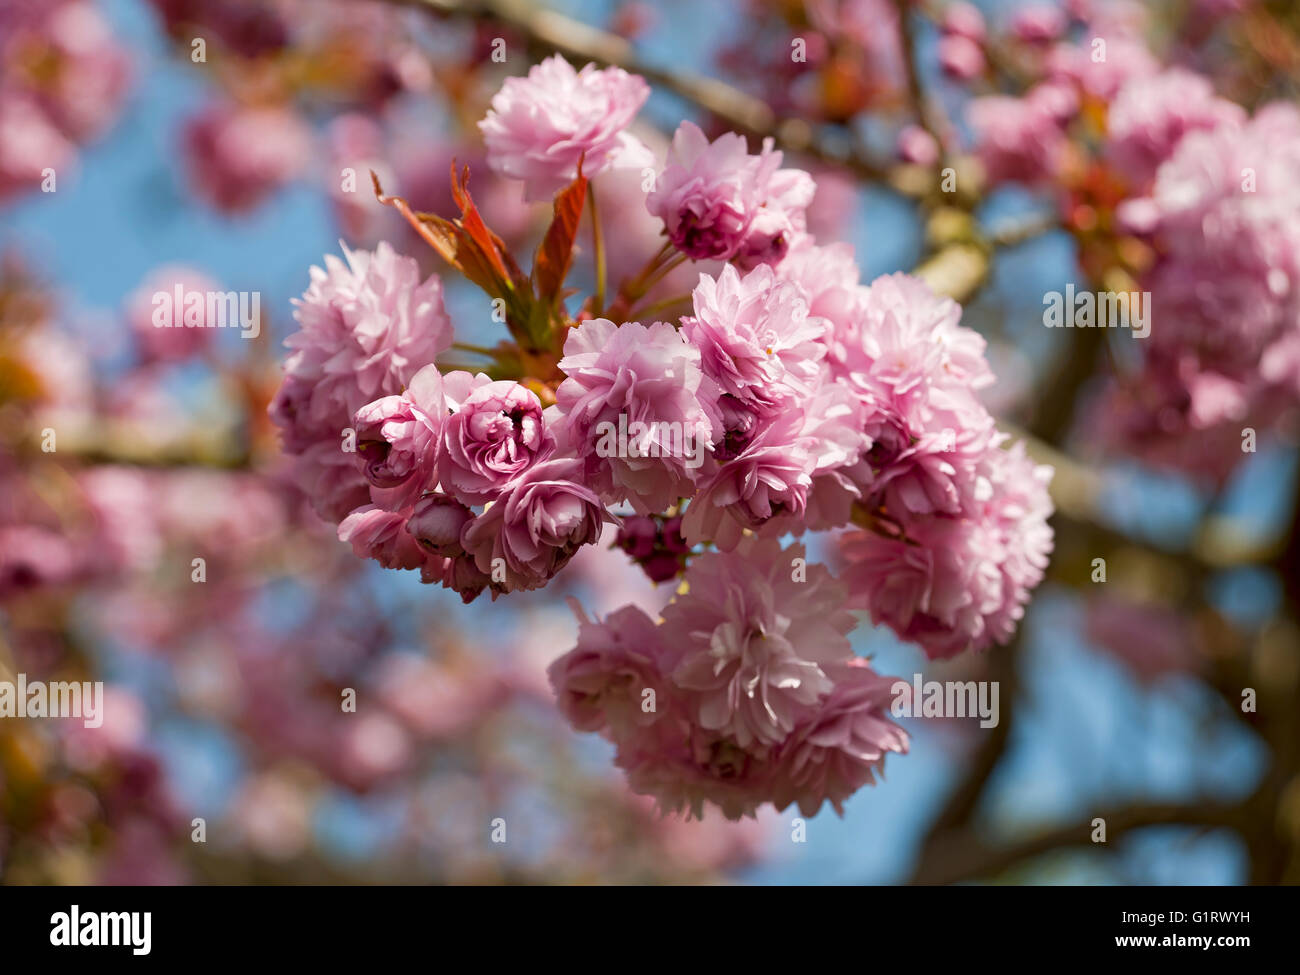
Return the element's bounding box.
[533,169,588,307]
[372,171,460,268]
[449,164,528,294]
[372,170,525,305]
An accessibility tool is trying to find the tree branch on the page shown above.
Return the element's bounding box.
[908,800,1249,885]
[891,0,948,159]
[404,0,897,181]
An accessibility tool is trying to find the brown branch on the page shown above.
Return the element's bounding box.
[923,637,1022,836]
[987,211,1061,248]
[403,0,897,181]
[891,0,948,160]
[909,800,1249,885]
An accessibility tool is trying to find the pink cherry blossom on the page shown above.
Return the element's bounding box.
[438,372,554,504]
[939,34,986,81]
[353,364,445,511]
[405,493,473,557]
[125,265,220,364]
[684,263,828,406]
[270,243,452,521]
[969,86,1070,185]
[942,2,987,41]
[646,122,771,261]
[553,318,718,513]
[1106,68,1245,188]
[338,504,446,576]
[769,660,909,817]
[460,457,608,594]
[841,438,1054,659]
[182,101,311,214]
[479,54,650,201]
[548,603,667,737]
[659,538,856,749]
[648,122,813,267]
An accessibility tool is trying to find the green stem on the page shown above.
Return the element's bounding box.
[636,252,689,299]
[452,342,499,357]
[589,184,607,317]
[629,293,692,321]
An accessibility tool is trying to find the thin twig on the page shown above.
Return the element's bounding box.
[400,0,895,182]
[891,0,948,163]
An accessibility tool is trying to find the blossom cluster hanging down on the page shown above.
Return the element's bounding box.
[270,53,1056,819]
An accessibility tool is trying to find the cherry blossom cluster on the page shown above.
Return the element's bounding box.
[948,0,1299,480]
[0,0,131,201]
[271,53,1056,818]
[148,0,436,215]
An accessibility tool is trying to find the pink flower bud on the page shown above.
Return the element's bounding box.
[406,494,473,556]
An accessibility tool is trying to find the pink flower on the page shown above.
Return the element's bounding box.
[338,504,446,576]
[681,408,814,551]
[553,318,717,512]
[824,272,999,518]
[841,439,1054,659]
[659,538,856,749]
[614,515,658,560]
[548,604,667,736]
[1106,102,1300,475]
[552,541,910,819]
[866,415,995,519]
[405,493,473,557]
[1139,103,1300,279]
[1010,4,1067,43]
[732,165,817,271]
[969,86,1071,185]
[35,1,132,141]
[124,265,220,363]
[616,713,776,821]
[479,54,650,201]
[938,35,985,81]
[836,272,992,401]
[647,122,813,267]
[0,1,130,203]
[774,382,870,531]
[613,515,689,582]
[270,243,452,520]
[684,263,828,407]
[942,2,987,41]
[460,457,608,593]
[439,371,553,504]
[353,364,445,511]
[775,240,864,343]
[769,660,909,816]
[897,125,941,166]
[182,101,311,213]
[0,93,75,202]
[647,122,769,260]
[436,553,491,603]
[289,441,373,524]
[1107,69,1244,188]
[1045,37,1158,101]
[275,243,452,440]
